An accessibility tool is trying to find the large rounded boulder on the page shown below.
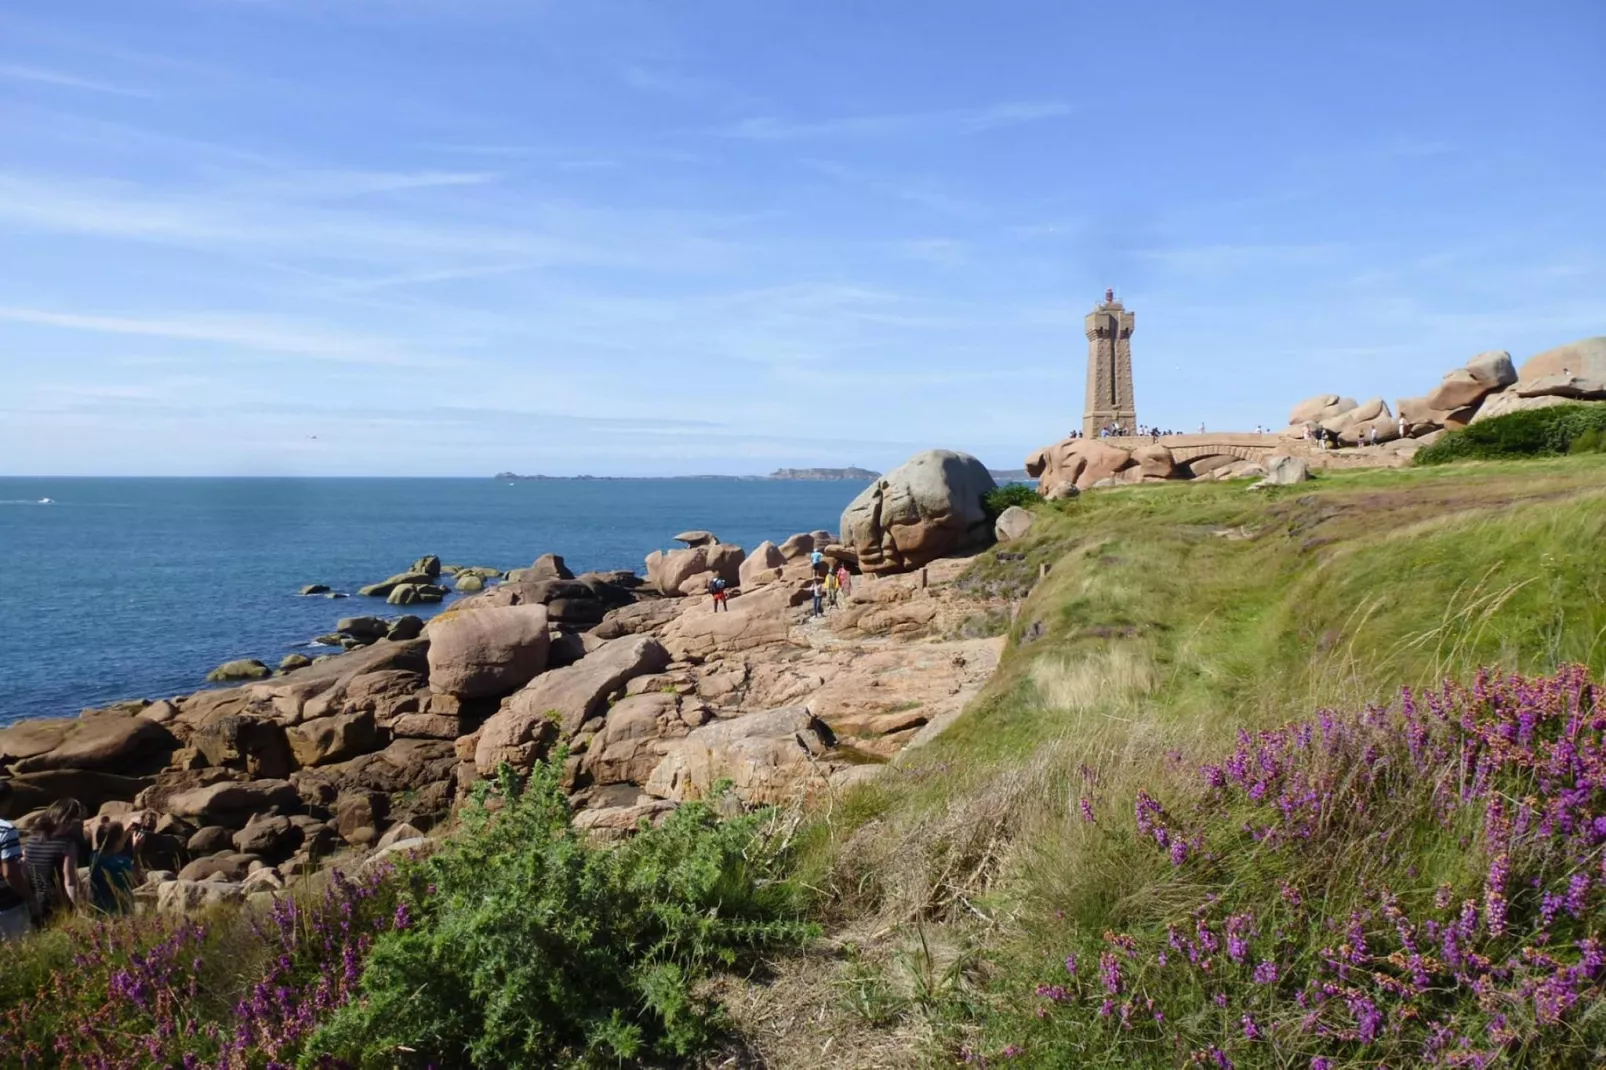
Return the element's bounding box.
[1518,336,1606,383]
[839,450,996,575]
[425,604,551,699]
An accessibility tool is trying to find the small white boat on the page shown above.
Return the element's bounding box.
[37,497,53,504]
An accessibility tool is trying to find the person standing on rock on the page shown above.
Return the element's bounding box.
[825,566,840,607]
[24,798,86,925]
[1398,414,1408,439]
[0,817,30,942]
[810,548,827,579]
[836,563,852,599]
[810,577,825,617]
[708,575,728,613]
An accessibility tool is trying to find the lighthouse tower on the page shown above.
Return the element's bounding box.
[1082,288,1137,437]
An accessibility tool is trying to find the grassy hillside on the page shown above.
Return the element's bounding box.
[758,455,1606,1068]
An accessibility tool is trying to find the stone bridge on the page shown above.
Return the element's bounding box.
[1105,432,1289,464]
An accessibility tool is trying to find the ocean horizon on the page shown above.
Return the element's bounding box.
[0,476,862,725]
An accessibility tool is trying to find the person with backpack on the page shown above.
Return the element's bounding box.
[825,566,840,607]
[86,815,145,915]
[0,817,30,941]
[707,574,728,613]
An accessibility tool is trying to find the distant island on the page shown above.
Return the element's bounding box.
[494,466,1030,483]
[493,468,882,482]
[767,467,880,481]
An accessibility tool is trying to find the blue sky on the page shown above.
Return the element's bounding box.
[2,0,1603,476]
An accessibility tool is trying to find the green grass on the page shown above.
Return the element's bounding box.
[777,454,1606,1066]
[1415,402,1606,464]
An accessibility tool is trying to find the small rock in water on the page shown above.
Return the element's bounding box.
[455,574,485,592]
[409,555,443,579]
[206,658,271,683]
[299,584,331,596]
[387,615,425,641]
[278,653,312,673]
[324,592,348,600]
[336,617,390,640]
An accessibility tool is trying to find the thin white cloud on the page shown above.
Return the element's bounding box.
[231,169,502,200]
[1137,243,1348,274]
[721,100,1073,140]
[0,306,457,367]
[0,62,154,97]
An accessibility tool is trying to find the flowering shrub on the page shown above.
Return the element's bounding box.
[307,757,819,1067]
[973,666,1606,1067]
[0,866,398,1068]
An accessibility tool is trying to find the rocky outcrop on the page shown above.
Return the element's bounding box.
[357,571,433,598]
[645,706,836,806]
[285,711,377,768]
[673,530,718,547]
[659,584,798,662]
[1424,352,1516,412]
[1130,444,1176,480]
[0,714,177,775]
[476,636,671,772]
[206,659,271,683]
[1026,438,1135,495]
[994,506,1034,543]
[1517,337,1606,383]
[840,450,996,575]
[426,605,551,699]
[1287,338,1605,442]
[738,540,787,589]
[581,692,712,787]
[645,544,745,597]
[1252,455,1310,488]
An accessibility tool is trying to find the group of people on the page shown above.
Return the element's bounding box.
[808,549,853,617]
[1299,416,1409,449]
[1069,424,1188,442]
[705,547,854,619]
[0,799,149,942]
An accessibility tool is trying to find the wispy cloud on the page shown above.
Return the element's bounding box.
[0,306,459,367]
[895,238,969,268]
[806,160,983,218]
[0,169,747,274]
[0,62,155,97]
[720,100,1073,140]
[1136,243,1348,274]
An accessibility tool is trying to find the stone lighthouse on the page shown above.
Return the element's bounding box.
[1082,288,1137,437]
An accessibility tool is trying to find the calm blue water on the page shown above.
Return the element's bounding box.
[0,478,858,724]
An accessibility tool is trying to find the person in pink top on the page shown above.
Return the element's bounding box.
[835,564,852,598]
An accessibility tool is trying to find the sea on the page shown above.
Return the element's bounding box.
[0,477,860,726]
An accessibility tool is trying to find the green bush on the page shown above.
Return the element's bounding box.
[1569,427,1604,454]
[984,483,1042,523]
[1415,403,1606,464]
[307,757,818,1068]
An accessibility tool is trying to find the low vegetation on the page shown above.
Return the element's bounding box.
[982,484,1043,524]
[1415,403,1606,464]
[10,457,1606,1068]
[755,454,1606,1067]
[0,759,815,1069]
[311,760,816,1067]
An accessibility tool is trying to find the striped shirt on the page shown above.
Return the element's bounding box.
[0,820,21,912]
[23,836,75,918]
